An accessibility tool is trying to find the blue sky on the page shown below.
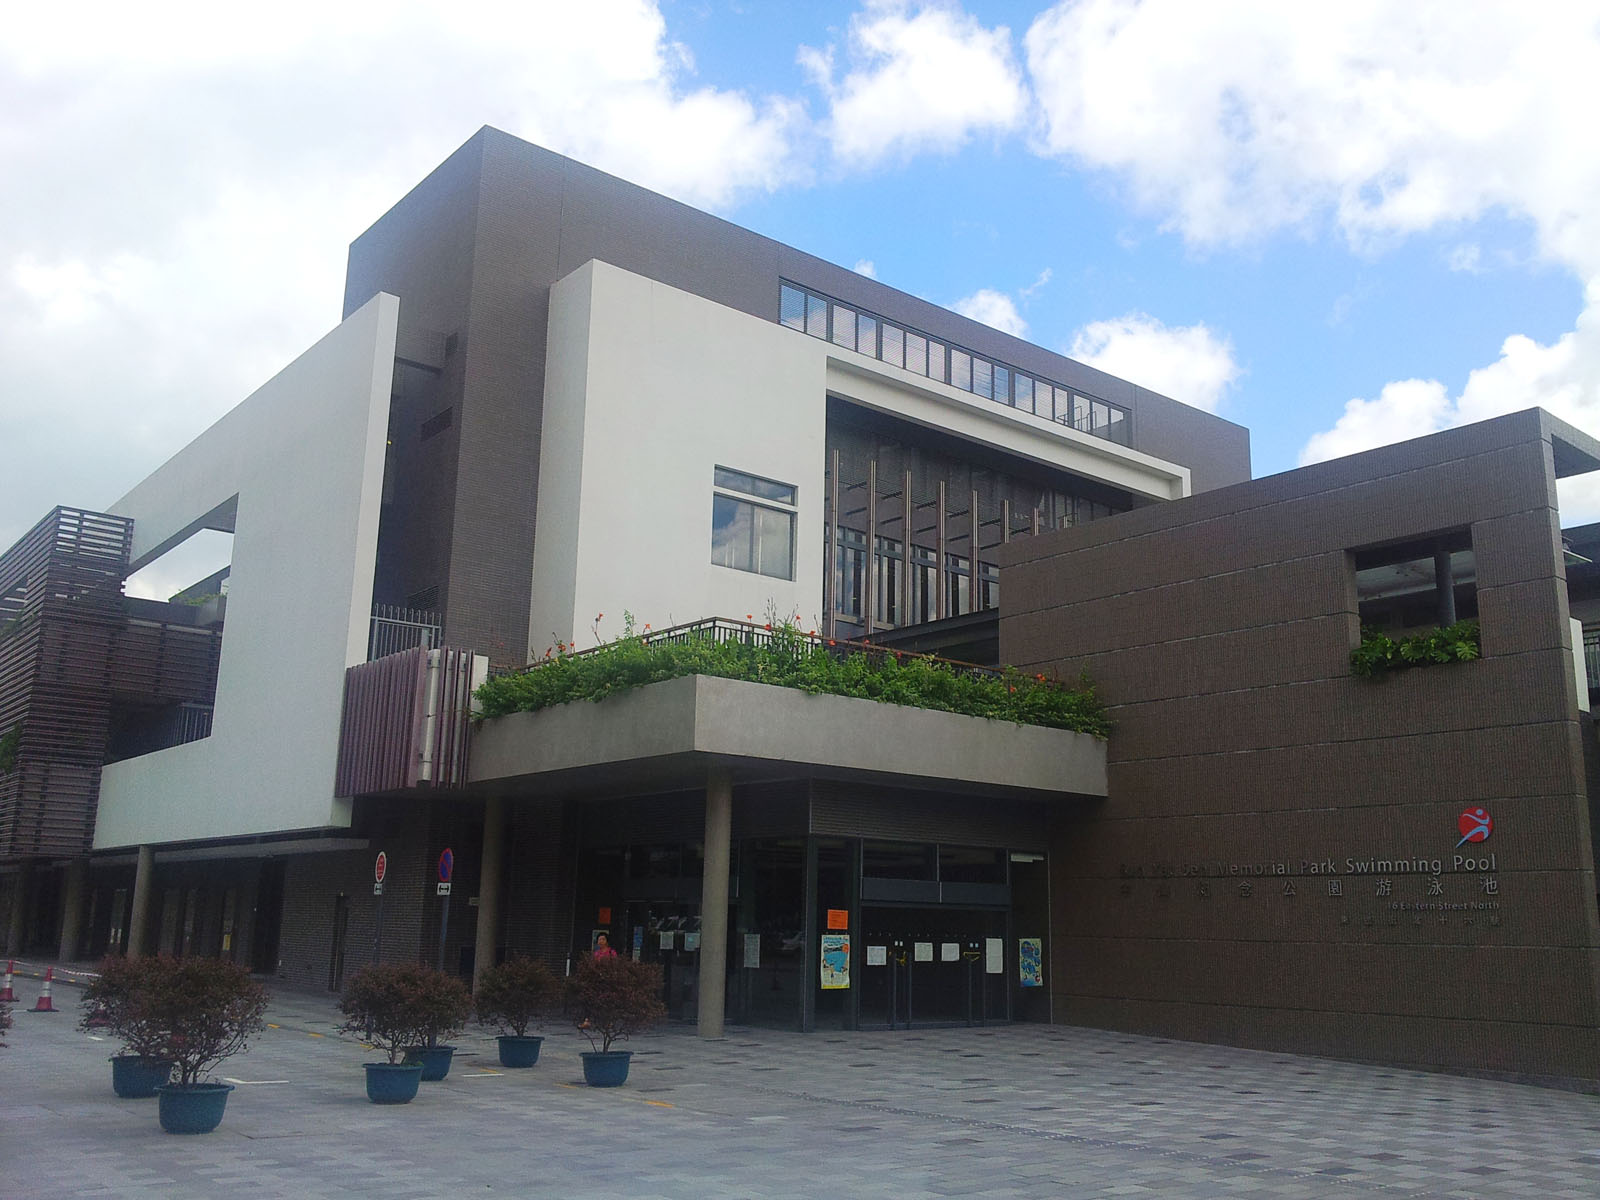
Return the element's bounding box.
[5,0,1600,565]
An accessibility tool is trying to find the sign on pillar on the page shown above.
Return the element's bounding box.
[372,850,387,964]
[436,848,454,972]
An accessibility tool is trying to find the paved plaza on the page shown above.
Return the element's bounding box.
[3,970,1599,1199]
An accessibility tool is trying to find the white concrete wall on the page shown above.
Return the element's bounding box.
[530,260,1193,654]
[531,262,829,651]
[93,294,399,848]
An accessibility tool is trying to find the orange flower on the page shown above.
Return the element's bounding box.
[1035,673,1046,682]
[746,614,754,620]
[764,623,772,631]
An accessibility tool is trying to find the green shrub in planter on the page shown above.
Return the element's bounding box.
[80,956,176,1097]
[339,963,473,1097]
[568,956,666,1087]
[134,956,269,1086]
[475,956,560,1068]
[130,956,268,1133]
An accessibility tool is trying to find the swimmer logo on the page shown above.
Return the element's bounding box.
[1456,808,1493,847]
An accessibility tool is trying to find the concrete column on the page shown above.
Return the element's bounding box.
[473,797,506,989]
[127,845,155,957]
[57,858,90,962]
[1434,549,1457,626]
[5,862,30,957]
[697,762,733,1038]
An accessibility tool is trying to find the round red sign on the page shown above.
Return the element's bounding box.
[438,847,454,883]
[374,851,387,884]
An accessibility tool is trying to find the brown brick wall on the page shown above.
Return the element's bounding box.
[999,409,1600,1081]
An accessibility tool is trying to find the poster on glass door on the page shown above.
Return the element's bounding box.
[820,933,850,989]
[1018,937,1043,987]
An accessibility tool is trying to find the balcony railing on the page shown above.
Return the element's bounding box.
[511,616,1005,682]
[368,604,441,662]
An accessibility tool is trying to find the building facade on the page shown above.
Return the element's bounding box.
[4,128,1599,1084]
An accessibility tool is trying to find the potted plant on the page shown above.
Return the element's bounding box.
[474,955,560,1068]
[567,955,666,1087]
[79,956,174,1098]
[134,956,269,1134]
[338,963,470,1101]
[402,966,473,1081]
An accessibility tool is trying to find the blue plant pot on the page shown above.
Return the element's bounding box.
[156,1083,234,1134]
[580,1050,633,1087]
[111,1055,173,1099]
[497,1035,543,1068]
[364,1062,424,1104]
[402,1044,456,1081]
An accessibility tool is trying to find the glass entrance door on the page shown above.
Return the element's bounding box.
[859,906,1008,1029]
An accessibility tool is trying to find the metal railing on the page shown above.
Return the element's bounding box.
[510,616,1007,682]
[368,604,441,661]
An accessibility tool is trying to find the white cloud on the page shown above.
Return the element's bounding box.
[953,288,1028,337]
[854,259,877,278]
[803,1,1026,166]
[1022,1,1600,486]
[0,0,812,548]
[1070,313,1240,413]
[1024,1,1600,266]
[1447,244,1483,274]
[1300,277,1600,519]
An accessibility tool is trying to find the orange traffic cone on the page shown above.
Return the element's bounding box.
[0,959,14,1002]
[28,966,58,1013]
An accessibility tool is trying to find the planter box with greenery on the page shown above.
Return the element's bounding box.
[568,956,667,1087]
[477,618,1110,737]
[129,956,269,1134]
[1350,620,1480,678]
[339,963,473,1101]
[80,956,174,1098]
[475,956,560,1068]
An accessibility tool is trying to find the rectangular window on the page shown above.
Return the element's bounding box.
[858,314,878,358]
[712,467,797,580]
[834,527,867,618]
[950,350,972,391]
[905,332,927,377]
[805,293,828,339]
[831,305,857,352]
[972,357,993,400]
[882,324,905,369]
[994,365,1011,405]
[779,284,806,331]
[927,340,946,383]
[874,535,902,626]
[910,545,937,623]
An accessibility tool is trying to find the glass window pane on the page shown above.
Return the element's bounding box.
[805,293,827,338]
[863,841,936,880]
[755,505,795,580]
[1106,405,1130,445]
[779,285,806,331]
[1015,374,1032,412]
[927,340,946,382]
[831,305,857,351]
[905,332,927,376]
[972,357,993,399]
[858,314,878,358]
[715,467,796,506]
[1074,394,1092,429]
[882,324,904,368]
[994,365,1010,405]
[711,494,752,571]
[938,845,1005,884]
[950,350,971,391]
[1093,400,1111,433]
